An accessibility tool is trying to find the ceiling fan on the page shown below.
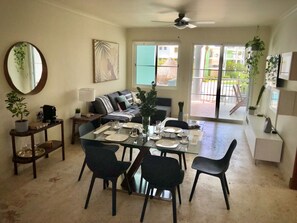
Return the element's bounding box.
[153,13,215,29]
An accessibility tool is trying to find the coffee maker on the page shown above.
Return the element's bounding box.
[42,105,56,123]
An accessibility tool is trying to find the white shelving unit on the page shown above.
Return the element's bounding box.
[244,115,283,163]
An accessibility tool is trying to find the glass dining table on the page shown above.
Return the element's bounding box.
[80,121,203,193]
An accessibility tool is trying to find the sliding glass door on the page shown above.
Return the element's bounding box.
[190,45,248,121]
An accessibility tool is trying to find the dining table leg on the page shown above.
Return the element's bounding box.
[121,146,151,191]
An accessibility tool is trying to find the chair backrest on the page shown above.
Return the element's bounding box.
[85,145,124,178]
[141,155,184,188]
[79,122,95,137]
[79,122,95,151]
[219,139,237,171]
[165,120,189,129]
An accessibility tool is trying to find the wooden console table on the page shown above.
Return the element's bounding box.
[71,114,103,144]
[10,119,65,178]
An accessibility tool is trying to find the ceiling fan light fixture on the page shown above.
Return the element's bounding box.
[174,24,187,29]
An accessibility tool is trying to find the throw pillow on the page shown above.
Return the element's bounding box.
[132,91,141,104]
[116,95,131,109]
[97,96,114,114]
[117,101,126,111]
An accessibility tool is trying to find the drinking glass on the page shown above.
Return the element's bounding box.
[131,127,138,137]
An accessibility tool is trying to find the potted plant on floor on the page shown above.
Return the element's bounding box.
[248,85,266,115]
[5,91,30,132]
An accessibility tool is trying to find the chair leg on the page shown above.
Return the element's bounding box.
[124,172,132,195]
[112,179,117,216]
[223,173,230,194]
[178,154,182,169]
[177,185,182,205]
[182,153,187,170]
[129,147,133,161]
[220,175,230,210]
[84,174,96,209]
[121,146,127,161]
[78,157,86,181]
[189,171,200,202]
[140,184,151,222]
[171,187,177,223]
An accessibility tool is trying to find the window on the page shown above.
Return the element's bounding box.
[134,43,179,86]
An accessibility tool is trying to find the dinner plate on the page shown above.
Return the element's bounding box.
[150,134,161,141]
[155,139,179,148]
[105,134,129,142]
[163,127,182,133]
[122,122,142,129]
[103,130,116,135]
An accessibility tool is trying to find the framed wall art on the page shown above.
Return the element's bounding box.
[93,39,119,83]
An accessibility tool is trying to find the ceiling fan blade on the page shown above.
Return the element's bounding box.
[187,23,197,28]
[151,20,173,23]
[194,21,216,25]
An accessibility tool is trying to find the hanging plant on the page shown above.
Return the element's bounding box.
[245,36,265,79]
[265,55,279,74]
[13,42,27,72]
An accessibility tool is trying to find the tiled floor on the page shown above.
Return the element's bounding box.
[1,122,297,223]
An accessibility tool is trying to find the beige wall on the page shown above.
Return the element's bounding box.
[0,0,126,180]
[1,0,296,187]
[266,9,297,184]
[126,27,271,117]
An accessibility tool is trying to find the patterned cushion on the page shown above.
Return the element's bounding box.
[116,95,131,109]
[119,90,133,104]
[131,91,141,104]
[97,96,114,114]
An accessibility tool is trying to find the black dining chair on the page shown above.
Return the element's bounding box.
[140,155,184,223]
[84,144,131,216]
[160,120,189,170]
[189,139,237,210]
[78,122,119,181]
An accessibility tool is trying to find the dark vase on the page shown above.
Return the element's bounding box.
[178,112,183,121]
[178,102,184,121]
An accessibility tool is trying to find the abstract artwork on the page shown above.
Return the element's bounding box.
[93,39,119,83]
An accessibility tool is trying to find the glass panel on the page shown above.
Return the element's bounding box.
[156,45,178,86]
[191,45,221,118]
[219,46,248,120]
[191,45,248,121]
[136,45,156,85]
[136,66,155,85]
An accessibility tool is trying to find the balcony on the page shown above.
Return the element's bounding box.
[190,77,249,122]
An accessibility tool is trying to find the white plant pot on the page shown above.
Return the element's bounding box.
[15,120,29,132]
[75,113,81,118]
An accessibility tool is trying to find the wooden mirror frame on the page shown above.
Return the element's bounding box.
[4,41,48,95]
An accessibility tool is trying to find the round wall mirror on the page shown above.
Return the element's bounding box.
[4,42,47,95]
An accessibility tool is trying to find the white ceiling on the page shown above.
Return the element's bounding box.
[41,0,297,28]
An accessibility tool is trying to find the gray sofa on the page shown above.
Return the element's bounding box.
[90,89,172,124]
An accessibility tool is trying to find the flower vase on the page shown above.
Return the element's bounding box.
[142,116,150,138]
[178,111,183,121]
[178,101,184,121]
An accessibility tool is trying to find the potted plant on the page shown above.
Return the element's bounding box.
[5,91,30,132]
[136,82,157,136]
[248,85,266,115]
[75,108,81,118]
[245,36,265,79]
